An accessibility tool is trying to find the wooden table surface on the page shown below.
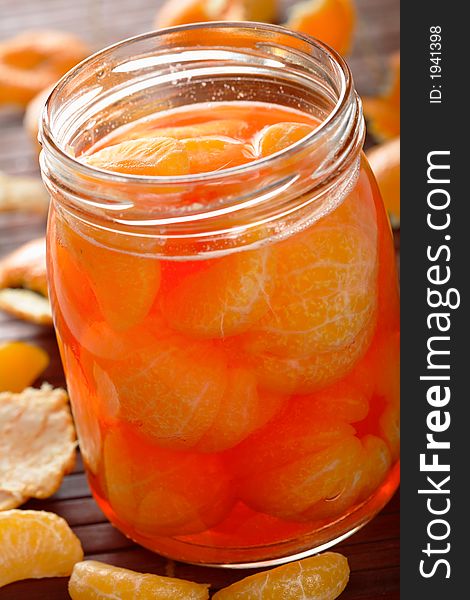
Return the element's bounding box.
[0,0,399,598]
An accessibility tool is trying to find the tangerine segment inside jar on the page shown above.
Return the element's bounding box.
[49,99,400,563]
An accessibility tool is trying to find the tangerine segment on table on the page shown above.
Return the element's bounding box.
[69,560,210,600]
[213,552,350,599]
[241,186,378,359]
[238,436,363,520]
[161,248,275,339]
[154,0,277,29]
[0,30,90,106]
[0,341,49,392]
[0,510,83,588]
[103,427,233,537]
[367,137,400,225]
[106,333,227,448]
[285,0,356,56]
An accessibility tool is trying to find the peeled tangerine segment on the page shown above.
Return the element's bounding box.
[304,435,392,521]
[196,366,284,452]
[131,119,250,142]
[83,136,191,176]
[228,399,355,479]
[258,122,316,157]
[108,334,227,449]
[0,341,49,392]
[181,136,251,173]
[59,219,161,332]
[249,318,374,394]
[62,349,102,474]
[239,436,363,520]
[285,0,356,56]
[361,331,399,460]
[367,137,400,226]
[293,378,370,424]
[213,552,349,600]
[69,560,209,600]
[162,248,274,339]
[104,427,233,537]
[0,510,83,588]
[243,189,378,360]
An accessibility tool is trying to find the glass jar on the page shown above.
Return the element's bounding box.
[40,22,400,567]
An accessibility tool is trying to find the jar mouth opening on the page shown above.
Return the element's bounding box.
[40,21,353,186]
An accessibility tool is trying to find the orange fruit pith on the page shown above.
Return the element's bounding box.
[48,100,399,559]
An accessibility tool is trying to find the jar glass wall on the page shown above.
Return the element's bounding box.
[40,23,400,567]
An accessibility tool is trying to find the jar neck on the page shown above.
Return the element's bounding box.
[40,23,364,257]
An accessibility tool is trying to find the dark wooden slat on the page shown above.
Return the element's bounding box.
[23,497,105,527]
[46,473,91,501]
[73,522,136,555]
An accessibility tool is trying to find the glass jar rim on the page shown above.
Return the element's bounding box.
[39,21,354,186]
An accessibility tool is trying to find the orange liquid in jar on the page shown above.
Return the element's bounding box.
[48,101,400,565]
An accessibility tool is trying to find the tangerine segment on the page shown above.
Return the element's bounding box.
[107,334,227,448]
[243,191,378,359]
[104,427,233,536]
[78,320,156,361]
[83,137,190,176]
[0,341,49,392]
[59,220,161,332]
[181,136,252,173]
[303,434,391,521]
[227,402,355,479]
[155,0,229,28]
[367,137,400,226]
[162,248,275,339]
[257,122,316,157]
[226,0,277,23]
[249,318,375,394]
[213,552,349,599]
[69,561,209,600]
[49,220,101,338]
[285,0,356,56]
[127,119,250,142]
[380,404,400,462]
[196,366,284,453]
[0,510,83,588]
[359,434,393,500]
[293,379,370,424]
[62,349,102,474]
[238,436,362,519]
